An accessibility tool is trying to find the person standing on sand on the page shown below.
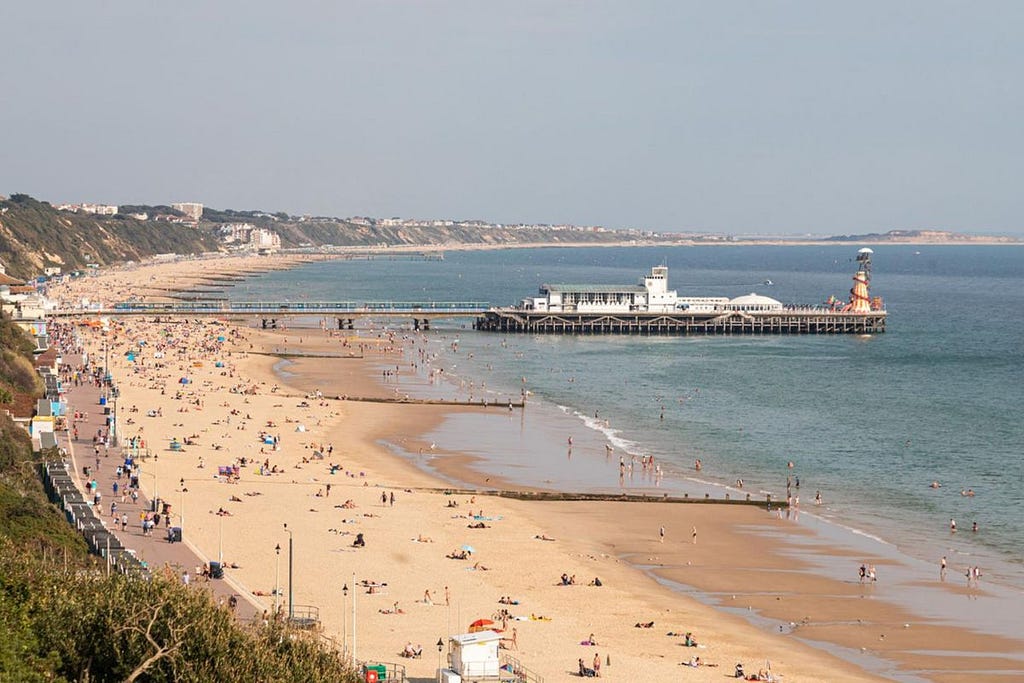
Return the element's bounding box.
[940,556,947,580]
[593,652,601,677]
[691,526,697,544]
[659,526,665,543]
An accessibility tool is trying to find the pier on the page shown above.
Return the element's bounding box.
[474,309,887,335]
[51,300,489,319]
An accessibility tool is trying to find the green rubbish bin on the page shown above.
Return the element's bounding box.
[363,664,386,682]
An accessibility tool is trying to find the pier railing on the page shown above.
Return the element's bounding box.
[49,301,491,317]
[475,309,887,335]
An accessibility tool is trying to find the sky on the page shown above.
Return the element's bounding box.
[2,1,1022,236]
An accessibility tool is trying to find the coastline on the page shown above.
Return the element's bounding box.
[49,256,1024,682]
[278,327,1024,681]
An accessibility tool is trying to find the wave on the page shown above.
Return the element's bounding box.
[565,407,645,456]
[803,513,893,547]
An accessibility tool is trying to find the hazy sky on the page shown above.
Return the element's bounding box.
[2,2,1021,235]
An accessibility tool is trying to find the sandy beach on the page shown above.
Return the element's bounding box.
[49,254,1024,683]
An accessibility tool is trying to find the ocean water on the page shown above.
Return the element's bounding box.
[227,245,1024,587]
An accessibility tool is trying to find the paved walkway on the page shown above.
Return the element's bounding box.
[57,353,265,622]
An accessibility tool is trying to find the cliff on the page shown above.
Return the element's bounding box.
[0,195,220,279]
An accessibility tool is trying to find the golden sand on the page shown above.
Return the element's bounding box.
[49,255,1022,683]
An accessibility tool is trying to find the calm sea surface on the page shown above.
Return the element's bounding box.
[227,245,1024,587]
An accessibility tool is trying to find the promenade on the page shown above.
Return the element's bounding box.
[56,352,264,622]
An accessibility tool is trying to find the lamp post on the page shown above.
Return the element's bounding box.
[274,544,281,616]
[179,484,187,533]
[110,386,119,447]
[342,583,348,659]
[284,523,294,621]
[351,570,357,667]
[436,638,444,682]
[218,514,224,563]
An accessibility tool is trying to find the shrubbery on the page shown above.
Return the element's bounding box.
[0,540,358,682]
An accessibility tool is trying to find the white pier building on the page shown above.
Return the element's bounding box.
[520,266,731,314]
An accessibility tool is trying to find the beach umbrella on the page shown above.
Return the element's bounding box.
[461,544,475,554]
[468,618,495,633]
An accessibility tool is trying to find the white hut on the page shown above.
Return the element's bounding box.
[439,631,502,682]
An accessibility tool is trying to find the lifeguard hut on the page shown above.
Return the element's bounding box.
[437,631,543,683]
[438,631,502,682]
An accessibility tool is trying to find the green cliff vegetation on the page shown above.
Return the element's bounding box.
[0,195,220,279]
[1,192,681,280]
[0,317,357,682]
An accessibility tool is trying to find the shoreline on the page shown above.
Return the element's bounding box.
[265,328,1024,681]
[49,256,1024,682]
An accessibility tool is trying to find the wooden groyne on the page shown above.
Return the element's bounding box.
[336,395,525,408]
[476,309,886,335]
[249,351,364,360]
[405,486,784,509]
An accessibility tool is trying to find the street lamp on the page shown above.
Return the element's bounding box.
[436,638,444,682]
[342,583,348,658]
[179,485,187,532]
[110,386,119,447]
[274,544,281,616]
[284,523,294,621]
[218,514,225,563]
[351,570,357,667]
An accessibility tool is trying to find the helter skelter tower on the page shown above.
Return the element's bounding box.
[848,247,874,312]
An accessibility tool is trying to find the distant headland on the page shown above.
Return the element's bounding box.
[0,192,1018,279]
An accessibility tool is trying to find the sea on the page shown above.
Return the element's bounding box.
[225,245,1024,592]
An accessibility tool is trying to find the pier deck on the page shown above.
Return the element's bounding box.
[475,309,886,335]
